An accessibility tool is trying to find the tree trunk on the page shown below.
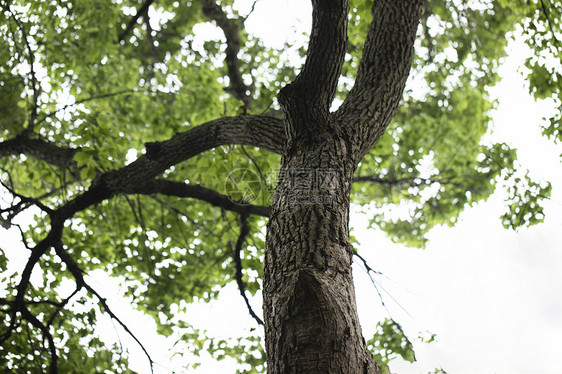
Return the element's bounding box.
[264,131,378,373]
[262,0,423,372]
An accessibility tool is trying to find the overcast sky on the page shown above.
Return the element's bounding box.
[2,1,562,373]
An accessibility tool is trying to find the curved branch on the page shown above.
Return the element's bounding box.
[1,114,282,221]
[0,135,78,168]
[1,113,282,176]
[109,114,284,193]
[128,179,270,217]
[3,114,281,335]
[336,0,424,161]
[278,0,349,137]
[200,0,252,109]
[0,219,64,347]
[3,114,282,362]
[53,241,156,373]
[232,214,264,326]
[2,113,281,247]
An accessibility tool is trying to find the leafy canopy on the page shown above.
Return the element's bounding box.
[0,0,560,372]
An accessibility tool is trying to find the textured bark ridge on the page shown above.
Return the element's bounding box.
[264,137,378,373]
[263,0,423,372]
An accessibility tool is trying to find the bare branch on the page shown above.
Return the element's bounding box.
[46,288,81,327]
[20,306,58,374]
[354,251,417,323]
[278,0,349,117]
[52,241,156,373]
[352,251,388,317]
[128,179,270,217]
[232,214,264,325]
[0,220,64,349]
[0,179,54,214]
[242,0,261,23]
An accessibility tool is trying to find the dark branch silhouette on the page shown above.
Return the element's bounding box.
[233,214,264,326]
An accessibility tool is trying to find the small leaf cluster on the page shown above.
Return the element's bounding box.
[367,318,415,374]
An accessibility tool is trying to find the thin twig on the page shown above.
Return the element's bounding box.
[353,251,387,310]
[46,287,81,327]
[0,180,53,214]
[242,0,261,23]
[118,0,155,43]
[20,306,58,374]
[232,214,263,325]
[539,0,562,49]
[36,90,135,126]
[123,195,154,275]
[240,144,271,196]
[353,251,417,322]
[53,241,156,373]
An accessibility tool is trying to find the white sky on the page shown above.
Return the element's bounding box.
[2,0,562,373]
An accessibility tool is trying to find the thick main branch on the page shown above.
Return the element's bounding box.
[277,0,349,142]
[0,135,78,168]
[336,0,424,161]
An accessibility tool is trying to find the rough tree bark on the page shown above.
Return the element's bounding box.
[263,1,423,373]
